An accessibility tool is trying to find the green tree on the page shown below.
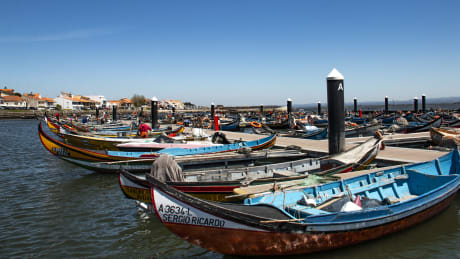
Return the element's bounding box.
[131,94,146,108]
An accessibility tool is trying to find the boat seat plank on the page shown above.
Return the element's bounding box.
[315,196,345,210]
[287,204,331,217]
[388,194,418,204]
[272,169,298,177]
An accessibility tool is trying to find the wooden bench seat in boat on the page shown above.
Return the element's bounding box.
[286,204,331,218]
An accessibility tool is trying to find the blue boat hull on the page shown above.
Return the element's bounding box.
[108,134,276,157]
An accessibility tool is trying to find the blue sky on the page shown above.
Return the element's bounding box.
[0,0,459,106]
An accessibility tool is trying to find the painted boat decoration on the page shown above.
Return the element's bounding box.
[119,134,383,203]
[147,149,460,256]
[107,134,276,158]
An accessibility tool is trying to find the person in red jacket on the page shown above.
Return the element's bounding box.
[138,123,152,138]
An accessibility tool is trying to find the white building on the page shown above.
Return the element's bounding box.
[87,95,108,108]
[0,95,27,109]
[54,92,73,110]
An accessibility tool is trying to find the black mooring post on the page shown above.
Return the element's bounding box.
[414,97,418,113]
[422,94,426,113]
[172,105,176,118]
[327,68,345,155]
[353,97,357,114]
[317,101,321,115]
[151,97,158,129]
[211,102,215,117]
[112,105,117,122]
[385,96,389,114]
[260,104,264,114]
[96,107,99,119]
[287,98,292,114]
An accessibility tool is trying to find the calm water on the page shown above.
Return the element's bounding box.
[1,119,459,258]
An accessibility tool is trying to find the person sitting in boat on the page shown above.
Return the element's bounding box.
[138,123,152,138]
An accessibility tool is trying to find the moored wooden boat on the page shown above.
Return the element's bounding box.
[39,122,276,162]
[219,119,240,131]
[281,125,327,140]
[107,134,276,158]
[38,122,140,162]
[115,140,221,152]
[120,167,336,203]
[402,117,442,133]
[345,123,381,138]
[446,118,460,128]
[62,149,309,173]
[88,126,184,138]
[413,114,432,124]
[57,130,158,151]
[251,123,276,135]
[45,117,60,134]
[147,149,460,256]
[430,127,460,148]
[265,119,290,129]
[119,133,383,203]
[301,127,327,140]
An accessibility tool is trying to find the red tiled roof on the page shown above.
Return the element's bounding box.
[24,93,41,100]
[2,95,23,102]
[41,97,55,102]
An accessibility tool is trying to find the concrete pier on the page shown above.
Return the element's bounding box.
[183,127,444,166]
